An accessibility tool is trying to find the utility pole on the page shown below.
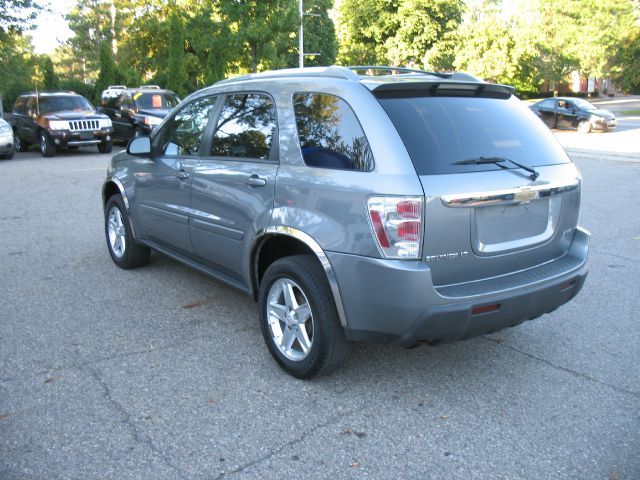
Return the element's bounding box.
[298,0,321,69]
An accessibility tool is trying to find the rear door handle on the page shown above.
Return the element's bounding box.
[246,174,267,187]
[176,169,190,180]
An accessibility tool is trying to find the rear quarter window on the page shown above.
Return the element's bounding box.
[293,93,374,172]
[378,95,569,175]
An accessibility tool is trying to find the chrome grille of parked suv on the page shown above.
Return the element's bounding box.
[69,120,99,131]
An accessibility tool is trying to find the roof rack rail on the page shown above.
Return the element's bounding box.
[212,65,476,86]
[347,66,452,79]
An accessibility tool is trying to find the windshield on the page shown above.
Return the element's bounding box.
[570,98,597,110]
[134,92,180,110]
[378,95,570,175]
[38,95,93,113]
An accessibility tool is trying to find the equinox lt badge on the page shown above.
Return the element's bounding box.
[425,251,469,262]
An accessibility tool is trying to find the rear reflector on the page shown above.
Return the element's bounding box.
[472,304,500,315]
[369,210,390,248]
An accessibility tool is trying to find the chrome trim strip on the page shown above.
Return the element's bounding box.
[258,226,348,328]
[441,179,579,208]
[67,140,101,146]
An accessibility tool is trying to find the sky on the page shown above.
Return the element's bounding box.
[30,1,75,54]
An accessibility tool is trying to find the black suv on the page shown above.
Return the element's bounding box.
[99,87,180,142]
[9,92,113,157]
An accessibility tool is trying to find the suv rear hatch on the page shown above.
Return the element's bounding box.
[375,82,582,287]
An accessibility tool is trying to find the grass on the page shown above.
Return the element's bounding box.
[619,109,640,115]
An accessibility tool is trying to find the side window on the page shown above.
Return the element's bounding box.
[13,97,25,114]
[293,93,374,171]
[211,93,276,160]
[156,96,218,156]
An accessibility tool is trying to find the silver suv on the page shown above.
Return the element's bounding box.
[102,66,589,378]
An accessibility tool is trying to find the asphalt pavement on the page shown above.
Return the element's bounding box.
[0,145,638,479]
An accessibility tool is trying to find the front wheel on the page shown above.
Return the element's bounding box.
[105,194,150,269]
[39,131,56,157]
[98,140,112,154]
[258,255,350,379]
[578,120,591,134]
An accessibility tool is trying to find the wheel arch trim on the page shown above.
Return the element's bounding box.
[254,226,348,328]
[103,175,130,211]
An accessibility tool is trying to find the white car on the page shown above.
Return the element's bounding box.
[0,118,14,159]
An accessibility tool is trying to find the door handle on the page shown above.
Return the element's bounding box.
[176,169,190,180]
[246,174,267,187]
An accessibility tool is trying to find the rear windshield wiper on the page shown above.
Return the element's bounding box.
[451,156,539,181]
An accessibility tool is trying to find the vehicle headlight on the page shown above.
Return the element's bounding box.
[48,120,69,130]
[143,116,162,127]
[0,123,11,134]
[100,118,113,129]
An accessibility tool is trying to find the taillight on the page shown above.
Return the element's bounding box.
[367,197,423,259]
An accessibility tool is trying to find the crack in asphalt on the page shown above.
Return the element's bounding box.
[214,409,357,479]
[485,337,640,399]
[0,335,215,386]
[85,365,190,480]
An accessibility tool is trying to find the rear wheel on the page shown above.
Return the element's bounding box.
[258,255,350,379]
[0,150,14,160]
[105,194,150,269]
[39,131,56,157]
[578,119,591,134]
[15,133,29,152]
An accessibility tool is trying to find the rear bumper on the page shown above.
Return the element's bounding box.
[328,227,590,346]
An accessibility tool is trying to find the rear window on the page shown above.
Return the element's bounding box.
[378,95,569,175]
[134,92,180,110]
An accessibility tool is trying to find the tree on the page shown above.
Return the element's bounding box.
[0,0,42,33]
[613,29,640,93]
[219,0,297,73]
[40,55,59,90]
[95,41,116,102]
[166,12,188,97]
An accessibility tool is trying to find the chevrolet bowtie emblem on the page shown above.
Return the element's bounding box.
[513,187,537,204]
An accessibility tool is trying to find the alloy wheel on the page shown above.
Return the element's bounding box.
[266,278,314,361]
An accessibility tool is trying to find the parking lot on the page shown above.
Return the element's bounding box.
[1,139,638,478]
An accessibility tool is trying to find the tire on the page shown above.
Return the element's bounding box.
[578,120,591,134]
[0,150,14,160]
[98,140,113,154]
[15,133,29,152]
[39,130,56,157]
[105,194,150,269]
[258,255,350,379]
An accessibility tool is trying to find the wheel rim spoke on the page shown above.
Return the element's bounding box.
[107,207,126,258]
[267,278,314,362]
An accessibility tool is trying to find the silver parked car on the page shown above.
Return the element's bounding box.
[0,118,15,159]
[102,66,590,378]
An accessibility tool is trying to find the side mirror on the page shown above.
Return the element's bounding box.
[127,136,152,157]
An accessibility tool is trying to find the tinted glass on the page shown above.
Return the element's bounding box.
[570,98,597,110]
[134,92,180,110]
[537,99,555,108]
[38,95,93,113]
[293,93,374,171]
[157,96,217,156]
[211,93,276,160]
[13,97,26,114]
[379,95,570,175]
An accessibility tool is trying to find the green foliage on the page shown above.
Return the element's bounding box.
[59,78,95,100]
[0,0,42,33]
[291,0,338,67]
[613,29,640,93]
[40,55,60,90]
[166,12,188,97]
[95,41,116,102]
[337,0,463,67]
[0,30,35,110]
